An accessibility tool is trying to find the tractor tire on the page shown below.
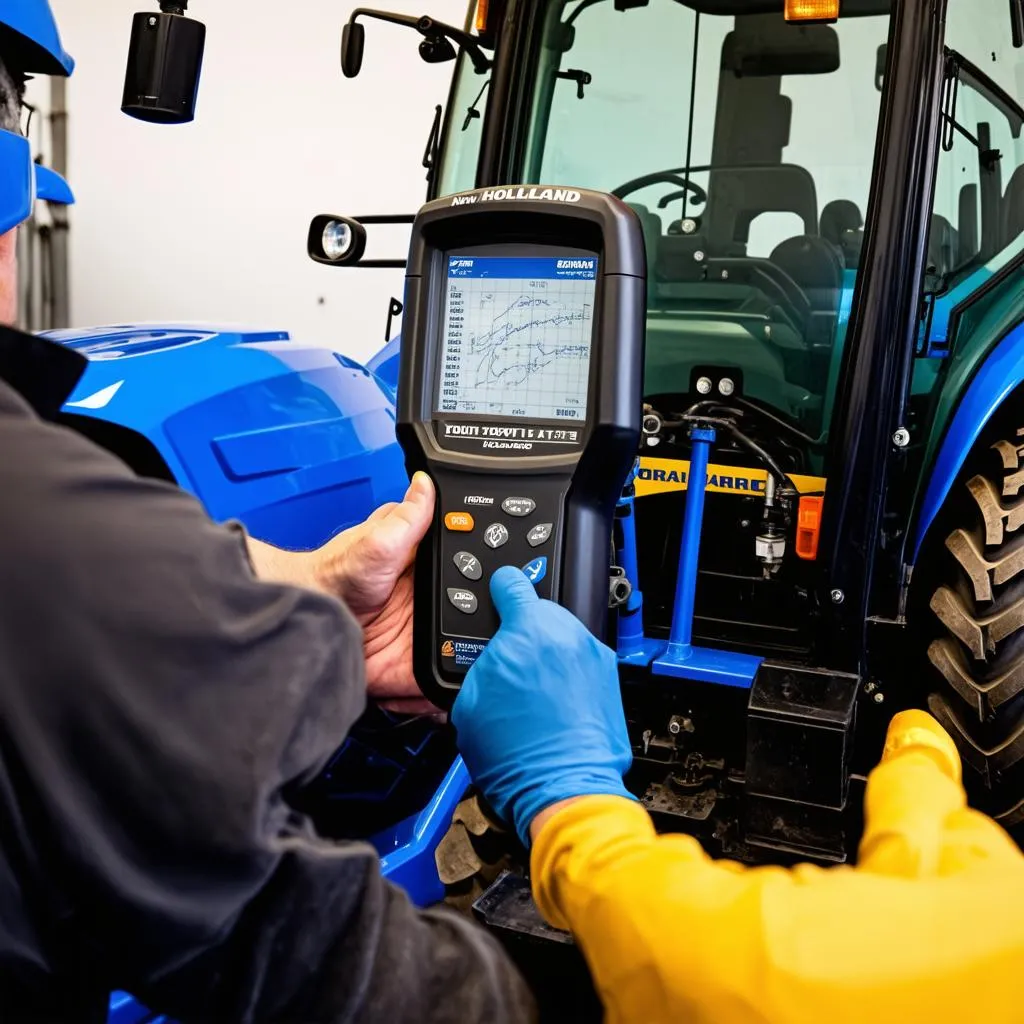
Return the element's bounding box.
[927,427,1024,841]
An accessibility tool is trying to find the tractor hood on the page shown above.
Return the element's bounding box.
[44,324,409,550]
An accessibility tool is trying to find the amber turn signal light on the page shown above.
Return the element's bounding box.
[784,0,840,22]
[795,495,825,560]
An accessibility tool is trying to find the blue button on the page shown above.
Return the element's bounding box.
[522,556,548,584]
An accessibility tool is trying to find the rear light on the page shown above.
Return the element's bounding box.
[795,495,825,560]
[784,0,840,22]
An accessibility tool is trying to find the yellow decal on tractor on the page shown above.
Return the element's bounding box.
[636,456,827,498]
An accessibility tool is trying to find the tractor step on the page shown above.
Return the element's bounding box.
[744,662,861,862]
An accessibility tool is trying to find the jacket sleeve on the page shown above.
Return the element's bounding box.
[530,711,1024,1024]
[0,401,534,1024]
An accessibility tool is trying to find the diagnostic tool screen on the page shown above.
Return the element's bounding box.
[437,254,597,421]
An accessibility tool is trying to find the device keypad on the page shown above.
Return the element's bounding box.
[444,511,475,532]
[438,484,562,648]
[453,551,483,580]
[447,587,479,614]
[501,497,536,517]
[527,523,553,547]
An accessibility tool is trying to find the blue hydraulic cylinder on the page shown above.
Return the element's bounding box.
[652,425,761,687]
[667,427,714,650]
[615,474,666,667]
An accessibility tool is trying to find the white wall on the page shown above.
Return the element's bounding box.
[46,0,467,363]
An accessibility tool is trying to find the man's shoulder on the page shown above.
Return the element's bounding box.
[0,324,86,420]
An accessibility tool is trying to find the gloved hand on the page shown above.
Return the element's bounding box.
[451,566,635,846]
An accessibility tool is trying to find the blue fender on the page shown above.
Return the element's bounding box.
[912,321,1024,561]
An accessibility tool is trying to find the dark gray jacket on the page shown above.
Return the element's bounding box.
[0,326,533,1023]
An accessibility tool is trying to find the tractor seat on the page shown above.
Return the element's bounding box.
[770,234,843,348]
[820,199,864,269]
[926,214,960,279]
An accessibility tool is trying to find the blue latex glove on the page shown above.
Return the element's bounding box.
[451,566,635,847]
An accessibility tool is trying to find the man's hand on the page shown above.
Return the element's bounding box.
[247,473,438,712]
[314,472,435,710]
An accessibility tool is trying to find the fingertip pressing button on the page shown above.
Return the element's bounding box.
[522,556,548,584]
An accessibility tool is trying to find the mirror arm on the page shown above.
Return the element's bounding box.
[348,8,492,73]
[416,16,491,73]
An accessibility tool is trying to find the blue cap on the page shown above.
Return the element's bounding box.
[0,0,74,76]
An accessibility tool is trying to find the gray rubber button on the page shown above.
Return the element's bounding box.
[527,523,553,547]
[447,587,478,614]
[502,497,536,517]
[484,523,510,549]
[453,551,483,581]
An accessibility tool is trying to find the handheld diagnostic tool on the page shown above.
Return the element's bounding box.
[397,186,646,708]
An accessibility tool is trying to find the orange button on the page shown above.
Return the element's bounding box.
[444,511,475,532]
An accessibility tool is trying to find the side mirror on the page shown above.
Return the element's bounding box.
[341,21,365,78]
[308,215,367,267]
[122,8,206,124]
[307,212,414,269]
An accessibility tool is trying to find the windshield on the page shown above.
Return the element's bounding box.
[440,0,893,445]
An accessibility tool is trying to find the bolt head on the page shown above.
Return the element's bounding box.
[696,376,713,395]
[681,218,697,235]
[892,427,910,448]
[873,692,885,704]
[668,721,681,735]
[718,377,735,397]
[694,250,706,262]
[148,15,158,25]
[830,588,844,604]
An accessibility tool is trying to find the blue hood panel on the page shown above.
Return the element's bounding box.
[47,324,410,549]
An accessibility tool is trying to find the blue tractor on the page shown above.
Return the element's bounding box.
[15,0,1024,1017]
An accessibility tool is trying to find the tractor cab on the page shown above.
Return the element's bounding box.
[429,0,895,690]
[440,0,887,453]
[326,0,1024,860]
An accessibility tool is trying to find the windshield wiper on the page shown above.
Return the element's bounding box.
[423,104,442,185]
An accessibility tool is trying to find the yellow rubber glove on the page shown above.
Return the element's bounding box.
[530,710,1024,1024]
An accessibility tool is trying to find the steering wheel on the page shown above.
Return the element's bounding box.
[611,170,708,208]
